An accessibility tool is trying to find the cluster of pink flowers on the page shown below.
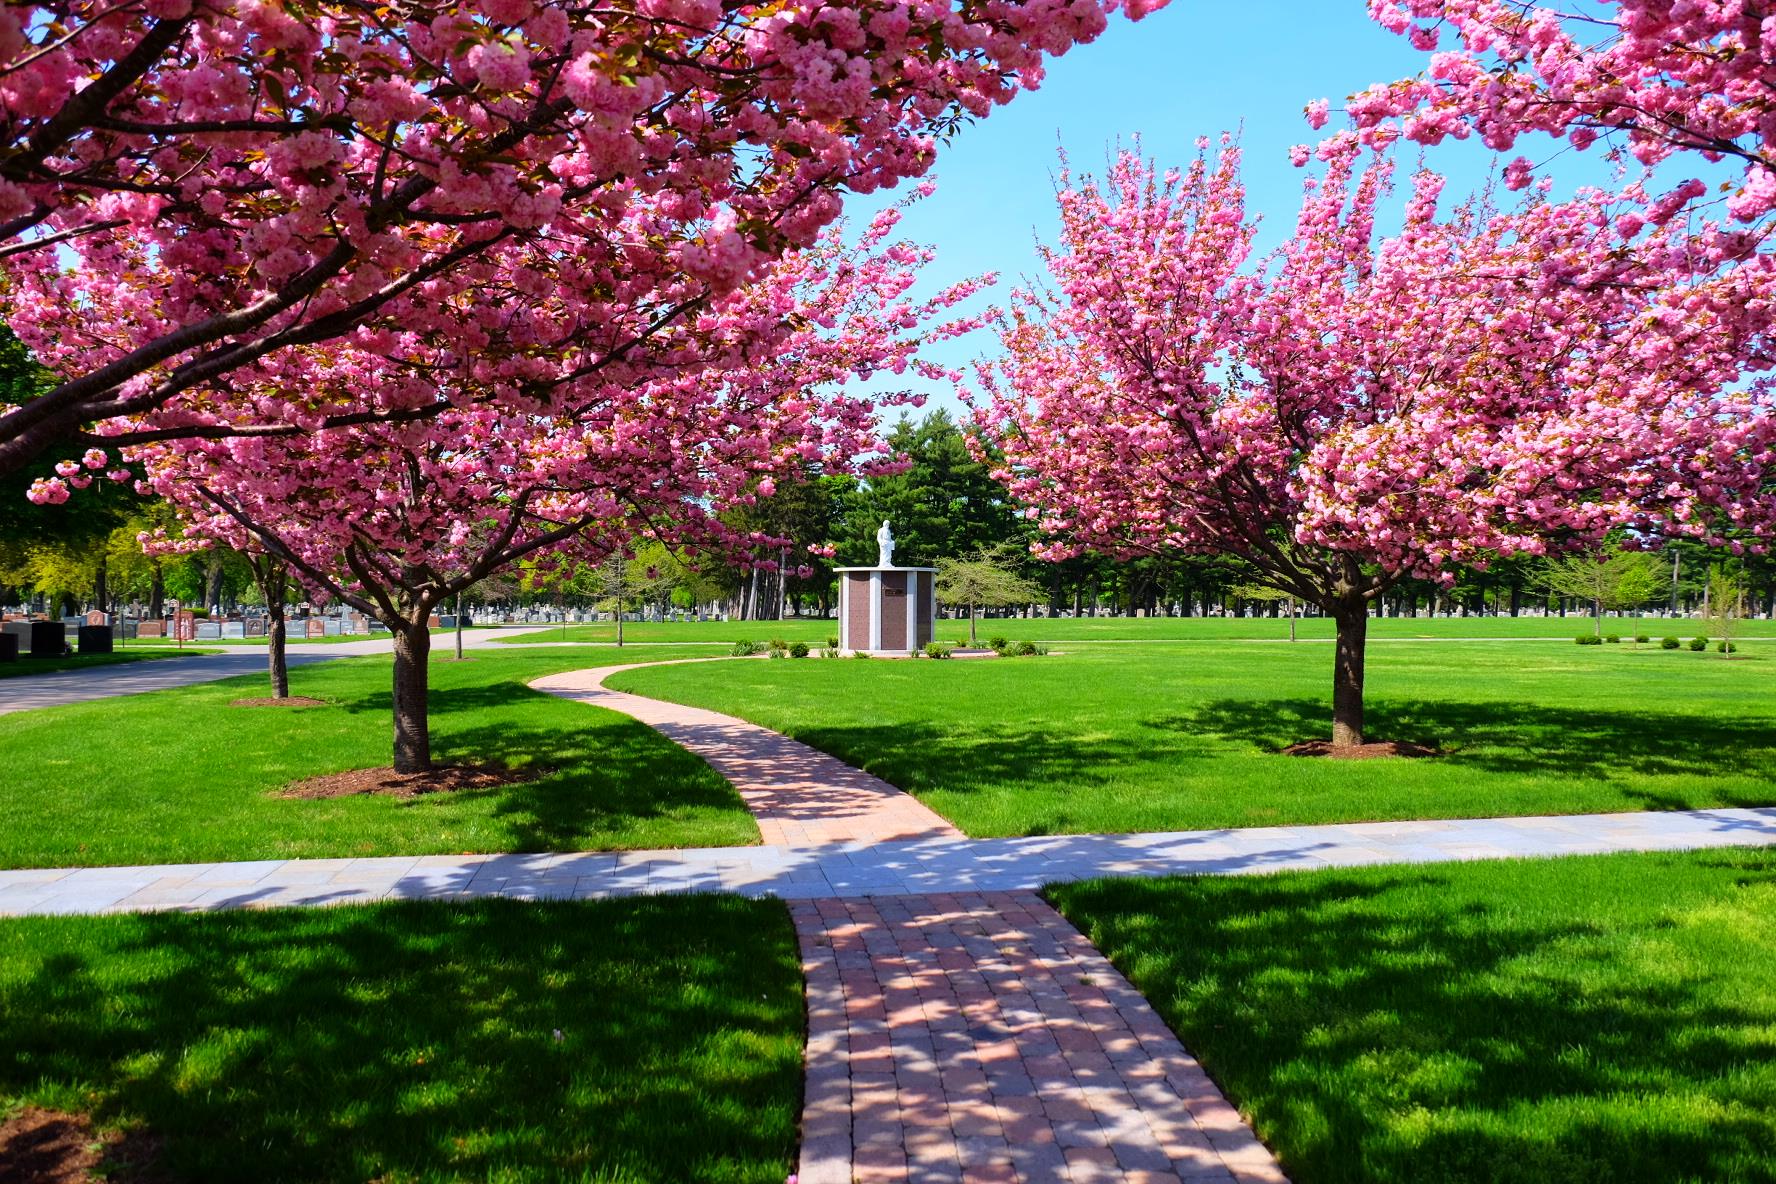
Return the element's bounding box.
[0,0,1157,474]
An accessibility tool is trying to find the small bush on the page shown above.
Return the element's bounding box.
[987,635,1009,652]
[1689,637,1709,652]
[730,639,762,656]
[768,649,785,659]
[1014,640,1040,656]
[826,636,840,651]
[850,649,872,659]
[767,638,789,653]
[1604,634,1621,644]
[1634,635,1650,644]
[1661,637,1681,649]
[1718,640,1737,654]
[1575,634,1602,646]
[789,641,809,658]
[923,641,951,659]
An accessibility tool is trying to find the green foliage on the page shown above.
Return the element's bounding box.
[922,641,951,659]
[1051,849,1776,1184]
[1575,634,1602,645]
[988,635,1009,651]
[1541,546,1666,634]
[1719,640,1737,654]
[0,897,802,1182]
[1634,634,1650,643]
[825,635,839,650]
[1604,633,1621,643]
[788,641,809,658]
[1690,636,1710,651]
[1013,640,1042,656]
[729,639,763,656]
[1662,637,1682,649]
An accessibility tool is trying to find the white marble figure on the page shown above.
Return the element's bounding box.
[876,519,896,567]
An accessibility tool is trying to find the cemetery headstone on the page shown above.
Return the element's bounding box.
[0,632,17,661]
[28,620,67,658]
[77,625,113,654]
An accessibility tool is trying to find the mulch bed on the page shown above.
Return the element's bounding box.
[278,764,529,800]
[1282,739,1441,760]
[230,696,329,708]
[0,1108,161,1184]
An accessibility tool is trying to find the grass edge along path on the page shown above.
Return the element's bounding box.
[0,649,222,679]
[0,894,803,1183]
[0,645,752,869]
[608,641,1776,837]
[1050,847,1776,1184]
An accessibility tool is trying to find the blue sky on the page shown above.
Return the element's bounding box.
[856,0,1625,413]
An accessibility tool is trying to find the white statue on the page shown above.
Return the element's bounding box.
[876,519,896,567]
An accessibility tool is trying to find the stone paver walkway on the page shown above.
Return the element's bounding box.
[5,806,1772,916]
[533,663,961,845]
[795,892,1285,1183]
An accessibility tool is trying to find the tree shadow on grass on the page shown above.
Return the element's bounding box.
[1052,850,1776,1184]
[1172,698,1776,789]
[0,897,802,1183]
[335,681,756,851]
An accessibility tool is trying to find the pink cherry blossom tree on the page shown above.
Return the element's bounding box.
[140,206,982,772]
[975,138,1776,748]
[0,0,1157,475]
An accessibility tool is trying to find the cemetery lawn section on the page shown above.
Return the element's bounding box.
[522,615,1776,646]
[0,649,221,678]
[0,646,748,868]
[609,640,1776,836]
[1049,848,1776,1184]
[0,895,802,1184]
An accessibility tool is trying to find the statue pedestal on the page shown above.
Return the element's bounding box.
[834,565,936,655]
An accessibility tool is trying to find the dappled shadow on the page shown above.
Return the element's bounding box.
[0,897,801,1181]
[1054,849,1776,1184]
[317,678,755,851]
[1174,697,1776,788]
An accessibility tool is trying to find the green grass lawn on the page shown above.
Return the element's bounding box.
[518,615,1776,645]
[0,646,746,868]
[609,640,1776,835]
[0,895,802,1183]
[0,649,221,678]
[1050,848,1776,1184]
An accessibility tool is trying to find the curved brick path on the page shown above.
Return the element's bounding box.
[535,661,1286,1183]
[533,661,961,846]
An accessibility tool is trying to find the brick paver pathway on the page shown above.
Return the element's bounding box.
[533,662,961,845]
[795,892,1285,1184]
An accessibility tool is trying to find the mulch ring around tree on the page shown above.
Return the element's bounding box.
[230,696,330,708]
[278,763,530,800]
[0,1107,162,1184]
[1282,739,1442,759]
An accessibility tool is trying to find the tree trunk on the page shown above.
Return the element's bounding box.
[259,560,290,699]
[616,605,624,647]
[149,561,164,619]
[1592,596,1602,636]
[1331,602,1368,748]
[93,555,108,615]
[391,617,433,773]
[969,601,978,645]
[454,592,464,660]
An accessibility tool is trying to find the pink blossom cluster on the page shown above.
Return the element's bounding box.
[1352,1,1776,221]
[130,203,988,629]
[972,139,1776,614]
[0,0,1160,474]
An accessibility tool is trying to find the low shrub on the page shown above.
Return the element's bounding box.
[850,649,872,659]
[826,636,840,651]
[767,638,789,653]
[1718,640,1737,654]
[1014,640,1042,656]
[923,641,952,659]
[788,641,810,658]
[987,635,1009,652]
[1689,637,1709,652]
[1575,634,1602,646]
[1634,635,1650,644]
[1661,637,1681,649]
[730,639,762,656]
[1604,634,1622,643]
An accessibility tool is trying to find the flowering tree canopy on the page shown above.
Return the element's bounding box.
[141,205,982,770]
[975,139,1776,747]
[1353,1,1776,221]
[0,0,1154,475]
